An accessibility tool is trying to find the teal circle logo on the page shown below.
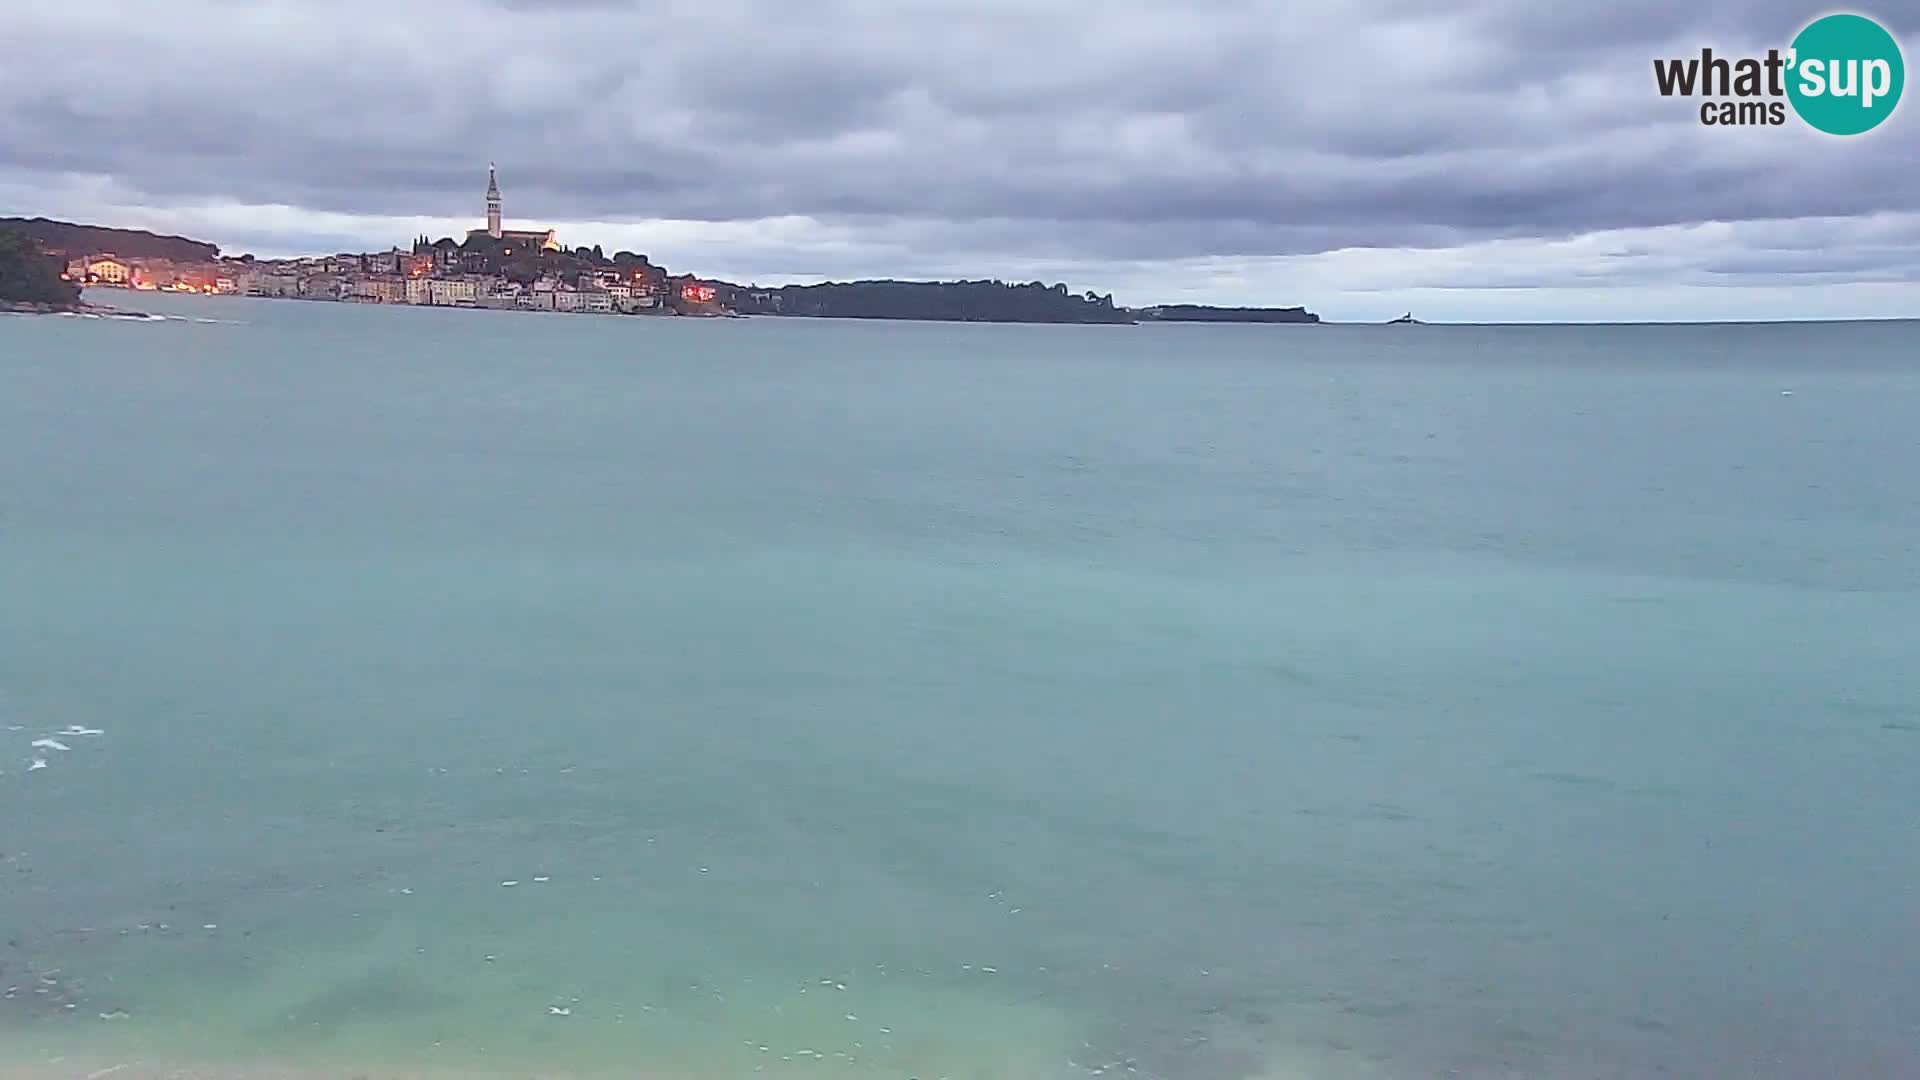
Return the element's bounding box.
[1787,13,1905,134]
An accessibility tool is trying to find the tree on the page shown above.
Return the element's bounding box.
[0,216,218,262]
[0,227,82,307]
[717,278,1134,323]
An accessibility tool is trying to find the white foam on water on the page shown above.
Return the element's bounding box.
[27,758,48,771]
[31,738,71,752]
[59,726,106,737]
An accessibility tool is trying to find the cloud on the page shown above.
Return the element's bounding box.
[1,0,1915,318]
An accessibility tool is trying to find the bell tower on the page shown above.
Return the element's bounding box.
[485,163,503,239]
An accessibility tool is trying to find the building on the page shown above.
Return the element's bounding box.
[428,278,479,306]
[478,283,523,310]
[84,256,131,285]
[363,249,409,275]
[429,238,462,271]
[353,276,405,303]
[299,275,346,300]
[139,260,220,292]
[551,286,583,312]
[250,272,299,297]
[581,287,613,313]
[404,277,432,305]
[497,228,560,253]
[485,163,502,239]
[464,164,561,252]
[607,279,659,312]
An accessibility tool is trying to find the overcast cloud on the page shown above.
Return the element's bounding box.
[2,0,1915,319]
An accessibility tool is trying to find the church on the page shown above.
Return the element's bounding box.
[465,164,560,253]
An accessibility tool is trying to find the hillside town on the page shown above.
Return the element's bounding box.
[11,165,1315,325]
[53,166,739,317]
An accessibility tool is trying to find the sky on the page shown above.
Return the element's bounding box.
[2,0,1916,321]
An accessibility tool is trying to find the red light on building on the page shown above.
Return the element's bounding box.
[682,283,716,304]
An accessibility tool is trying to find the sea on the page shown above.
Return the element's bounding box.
[1,295,1916,1079]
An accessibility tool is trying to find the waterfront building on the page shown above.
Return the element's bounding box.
[353,276,405,303]
[428,277,479,306]
[251,272,299,297]
[674,277,717,305]
[84,256,131,284]
[302,275,348,300]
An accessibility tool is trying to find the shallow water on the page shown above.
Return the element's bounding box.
[3,297,1918,1078]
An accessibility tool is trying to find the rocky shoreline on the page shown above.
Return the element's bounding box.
[1,300,144,317]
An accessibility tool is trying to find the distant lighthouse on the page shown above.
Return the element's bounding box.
[485,163,503,240]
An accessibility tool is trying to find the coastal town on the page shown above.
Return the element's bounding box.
[5,165,1319,324]
[47,166,738,317]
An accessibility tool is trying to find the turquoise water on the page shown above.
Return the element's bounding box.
[2,297,1917,1078]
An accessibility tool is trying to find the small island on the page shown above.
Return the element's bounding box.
[0,226,83,313]
[1138,304,1319,324]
